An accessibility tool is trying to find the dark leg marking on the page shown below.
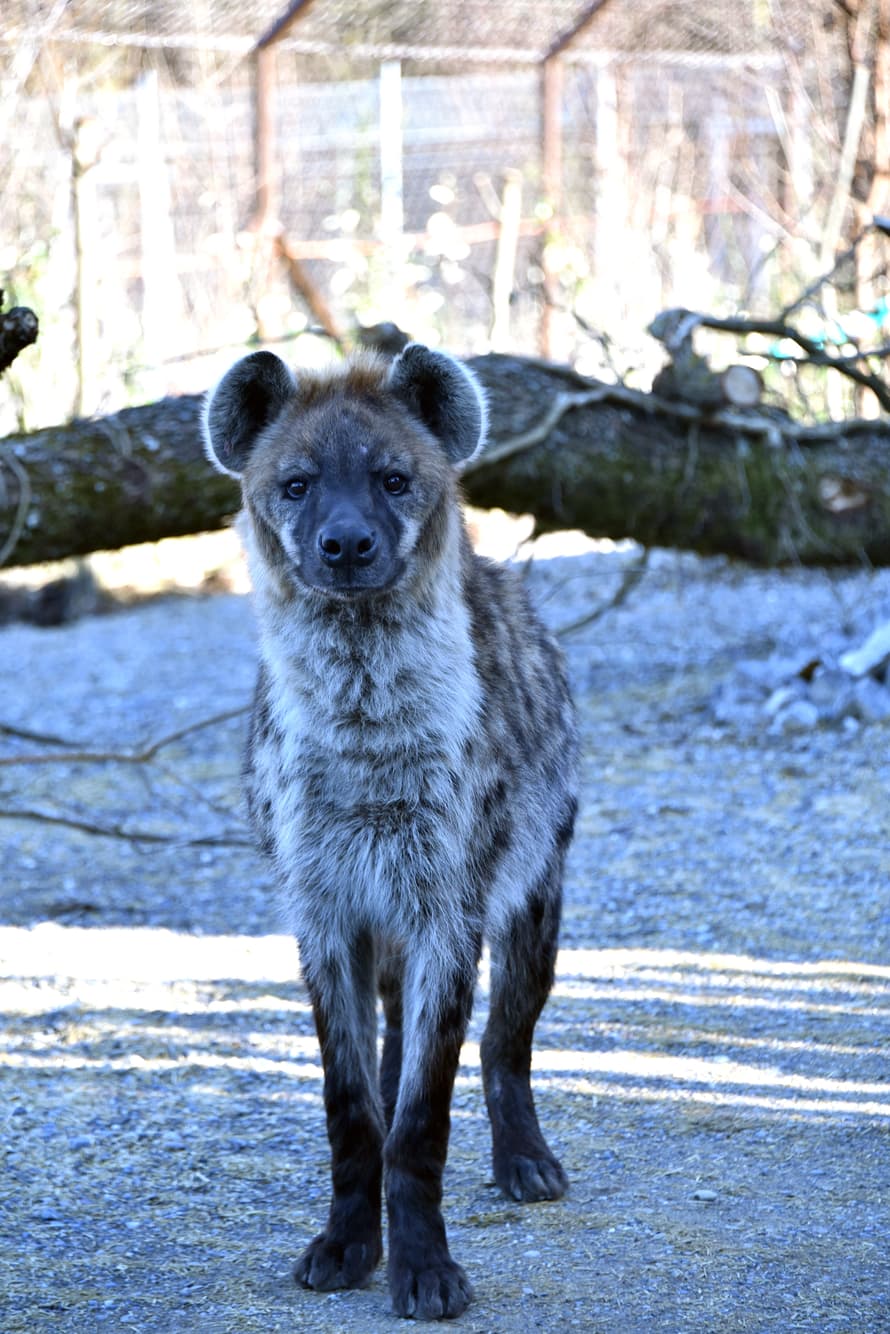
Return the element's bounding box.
[481,865,568,1203]
[385,954,478,1320]
[294,934,384,1292]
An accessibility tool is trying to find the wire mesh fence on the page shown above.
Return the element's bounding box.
[0,0,874,433]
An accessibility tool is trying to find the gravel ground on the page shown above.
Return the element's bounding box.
[1,541,889,1334]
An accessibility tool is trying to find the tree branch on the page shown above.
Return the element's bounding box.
[0,806,251,847]
[0,706,253,846]
[0,705,249,768]
[674,310,890,413]
[555,547,652,637]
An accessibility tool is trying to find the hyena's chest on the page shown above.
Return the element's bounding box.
[248,644,484,919]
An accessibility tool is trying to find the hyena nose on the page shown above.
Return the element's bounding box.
[317,520,378,567]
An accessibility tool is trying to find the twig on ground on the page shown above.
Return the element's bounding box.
[0,720,89,747]
[555,548,652,638]
[0,705,249,768]
[0,805,251,846]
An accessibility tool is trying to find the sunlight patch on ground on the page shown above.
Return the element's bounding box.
[3,925,889,997]
[0,923,298,988]
[557,946,890,982]
[2,926,888,1127]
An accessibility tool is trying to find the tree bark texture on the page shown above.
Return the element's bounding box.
[463,356,890,567]
[2,354,890,569]
[0,396,240,568]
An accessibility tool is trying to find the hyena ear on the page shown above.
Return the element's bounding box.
[388,343,487,464]
[203,351,296,478]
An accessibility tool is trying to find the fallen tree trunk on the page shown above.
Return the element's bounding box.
[463,356,890,566]
[2,354,890,569]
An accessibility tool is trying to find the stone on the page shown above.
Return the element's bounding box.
[710,681,763,728]
[851,677,890,723]
[840,620,890,679]
[769,699,820,734]
[738,653,820,690]
[808,667,857,723]
[764,684,805,718]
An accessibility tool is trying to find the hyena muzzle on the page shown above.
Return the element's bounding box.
[203,343,578,1321]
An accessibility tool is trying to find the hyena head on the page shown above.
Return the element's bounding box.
[202,343,486,601]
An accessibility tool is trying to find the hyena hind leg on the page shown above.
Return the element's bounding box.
[481,869,568,1203]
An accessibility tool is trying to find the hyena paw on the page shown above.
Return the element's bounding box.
[294,1229,382,1292]
[496,1148,568,1202]
[389,1250,474,1321]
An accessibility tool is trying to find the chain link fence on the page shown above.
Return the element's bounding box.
[0,1,863,432]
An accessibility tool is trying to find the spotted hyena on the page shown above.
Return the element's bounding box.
[203,343,577,1321]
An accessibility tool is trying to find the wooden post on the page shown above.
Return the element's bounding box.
[859,0,890,312]
[540,55,563,358]
[542,56,563,213]
[821,0,875,272]
[783,78,814,229]
[593,64,624,326]
[253,42,278,231]
[379,59,405,326]
[490,169,523,351]
[538,0,616,357]
[706,94,730,283]
[251,0,322,229]
[136,70,183,398]
[72,115,103,417]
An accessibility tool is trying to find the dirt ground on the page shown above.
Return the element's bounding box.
[1,540,889,1333]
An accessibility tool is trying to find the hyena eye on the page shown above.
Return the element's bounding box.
[383,472,409,495]
[284,478,308,499]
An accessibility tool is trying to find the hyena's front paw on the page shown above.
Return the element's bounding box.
[294,1228,382,1292]
[495,1145,568,1202]
[388,1247,474,1321]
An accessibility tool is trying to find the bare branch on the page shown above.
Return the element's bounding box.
[555,548,652,638]
[779,226,871,323]
[676,309,890,413]
[0,805,251,847]
[0,705,249,768]
[463,389,615,471]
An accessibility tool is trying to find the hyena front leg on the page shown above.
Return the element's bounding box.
[294,932,385,1292]
[481,863,568,1202]
[385,947,478,1320]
